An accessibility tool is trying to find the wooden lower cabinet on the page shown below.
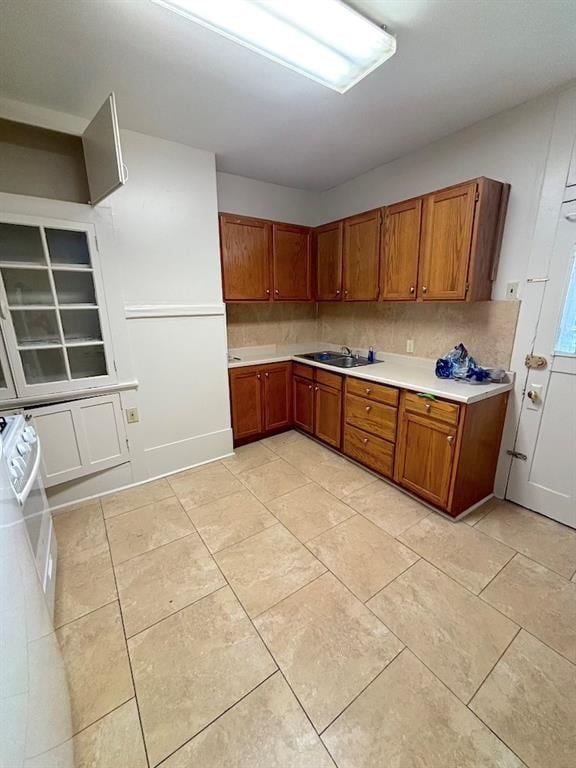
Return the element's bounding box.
[293,375,314,433]
[344,425,394,478]
[229,362,291,445]
[315,382,342,448]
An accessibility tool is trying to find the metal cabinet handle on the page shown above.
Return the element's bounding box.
[422,286,428,294]
[365,406,371,413]
[425,403,431,413]
[275,289,280,295]
[265,372,269,378]
[363,437,369,445]
[257,374,261,379]
[365,388,371,394]
[344,289,349,296]
[447,435,454,445]
[266,289,270,295]
[409,285,415,294]
[308,385,312,390]
[315,386,319,391]
[336,289,341,295]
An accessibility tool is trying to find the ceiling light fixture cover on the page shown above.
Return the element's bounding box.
[150,0,396,93]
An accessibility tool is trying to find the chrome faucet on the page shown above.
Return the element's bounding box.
[341,345,352,356]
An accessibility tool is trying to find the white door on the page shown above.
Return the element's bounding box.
[507,198,576,528]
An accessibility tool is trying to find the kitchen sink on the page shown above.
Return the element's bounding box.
[295,351,375,368]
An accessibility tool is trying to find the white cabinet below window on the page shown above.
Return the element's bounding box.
[29,393,129,487]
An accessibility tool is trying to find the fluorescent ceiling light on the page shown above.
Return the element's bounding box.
[150,0,397,93]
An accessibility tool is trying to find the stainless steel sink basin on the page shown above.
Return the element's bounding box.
[295,352,375,368]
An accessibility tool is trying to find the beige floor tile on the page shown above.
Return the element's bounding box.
[481,554,576,663]
[115,533,225,637]
[342,479,430,537]
[463,496,502,526]
[168,462,244,510]
[56,602,134,734]
[368,559,518,702]
[162,673,335,768]
[54,544,117,628]
[305,454,375,500]
[186,490,277,553]
[399,514,514,594]
[266,483,355,542]
[101,478,174,519]
[222,441,277,475]
[260,430,307,453]
[128,587,276,766]
[270,435,335,469]
[308,515,419,601]
[255,572,403,732]
[215,524,325,617]
[52,502,106,557]
[470,630,576,768]
[477,501,576,578]
[72,699,147,768]
[237,459,311,503]
[323,650,523,768]
[105,497,194,565]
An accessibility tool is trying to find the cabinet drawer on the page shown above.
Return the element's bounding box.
[344,425,394,478]
[404,392,460,425]
[316,368,342,390]
[346,377,398,406]
[345,394,397,442]
[293,362,314,380]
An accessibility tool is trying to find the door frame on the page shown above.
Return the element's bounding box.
[495,84,576,497]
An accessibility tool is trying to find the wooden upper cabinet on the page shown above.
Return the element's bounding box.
[272,223,312,301]
[263,363,292,431]
[220,214,271,301]
[342,210,381,301]
[380,198,422,301]
[315,221,343,301]
[419,182,476,301]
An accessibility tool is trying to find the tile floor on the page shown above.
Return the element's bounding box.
[52,431,576,768]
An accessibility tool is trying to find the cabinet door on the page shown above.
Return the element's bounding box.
[293,375,314,433]
[82,93,126,206]
[272,223,312,300]
[396,411,457,508]
[263,363,292,431]
[229,367,263,441]
[343,210,381,300]
[315,221,343,301]
[220,214,271,301]
[380,199,422,301]
[30,393,128,487]
[419,183,476,300]
[314,383,342,448]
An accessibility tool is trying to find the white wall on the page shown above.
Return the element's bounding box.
[216,171,316,226]
[315,90,561,300]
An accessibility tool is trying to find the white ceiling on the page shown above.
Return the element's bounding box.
[1,0,576,190]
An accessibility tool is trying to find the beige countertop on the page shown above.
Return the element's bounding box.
[227,345,513,405]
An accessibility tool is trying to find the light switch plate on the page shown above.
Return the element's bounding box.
[126,407,139,424]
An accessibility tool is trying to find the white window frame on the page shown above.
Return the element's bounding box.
[0,211,117,398]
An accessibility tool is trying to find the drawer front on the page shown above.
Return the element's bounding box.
[346,376,399,406]
[315,368,343,391]
[344,425,394,478]
[293,362,314,380]
[404,392,460,425]
[345,394,397,442]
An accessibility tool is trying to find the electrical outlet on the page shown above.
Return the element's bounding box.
[126,408,139,424]
[506,281,519,300]
[406,339,415,353]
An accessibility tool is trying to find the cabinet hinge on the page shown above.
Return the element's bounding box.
[113,360,118,373]
[464,282,470,293]
[506,449,527,461]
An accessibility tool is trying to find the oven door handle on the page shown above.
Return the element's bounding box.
[16,438,42,507]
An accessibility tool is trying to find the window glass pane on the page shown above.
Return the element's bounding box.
[2,268,54,306]
[21,348,67,384]
[13,310,61,346]
[68,345,107,379]
[46,229,91,266]
[555,253,576,355]
[61,308,102,343]
[54,271,96,305]
[0,223,45,264]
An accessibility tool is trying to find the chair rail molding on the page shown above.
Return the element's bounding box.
[124,303,226,319]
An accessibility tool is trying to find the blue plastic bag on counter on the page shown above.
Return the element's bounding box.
[435,343,491,383]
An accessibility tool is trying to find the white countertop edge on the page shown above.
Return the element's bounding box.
[227,349,513,404]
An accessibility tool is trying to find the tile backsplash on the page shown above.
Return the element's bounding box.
[226,300,520,369]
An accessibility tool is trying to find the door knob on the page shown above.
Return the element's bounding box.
[527,390,539,403]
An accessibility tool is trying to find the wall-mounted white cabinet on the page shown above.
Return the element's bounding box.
[0,212,116,400]
[29,393,129,487]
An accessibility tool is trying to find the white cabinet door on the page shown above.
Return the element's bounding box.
[0,329,16,401]
[82,93,126,206]
[29,393,129,487]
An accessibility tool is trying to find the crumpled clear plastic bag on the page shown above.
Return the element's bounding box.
[435,343,491,383]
